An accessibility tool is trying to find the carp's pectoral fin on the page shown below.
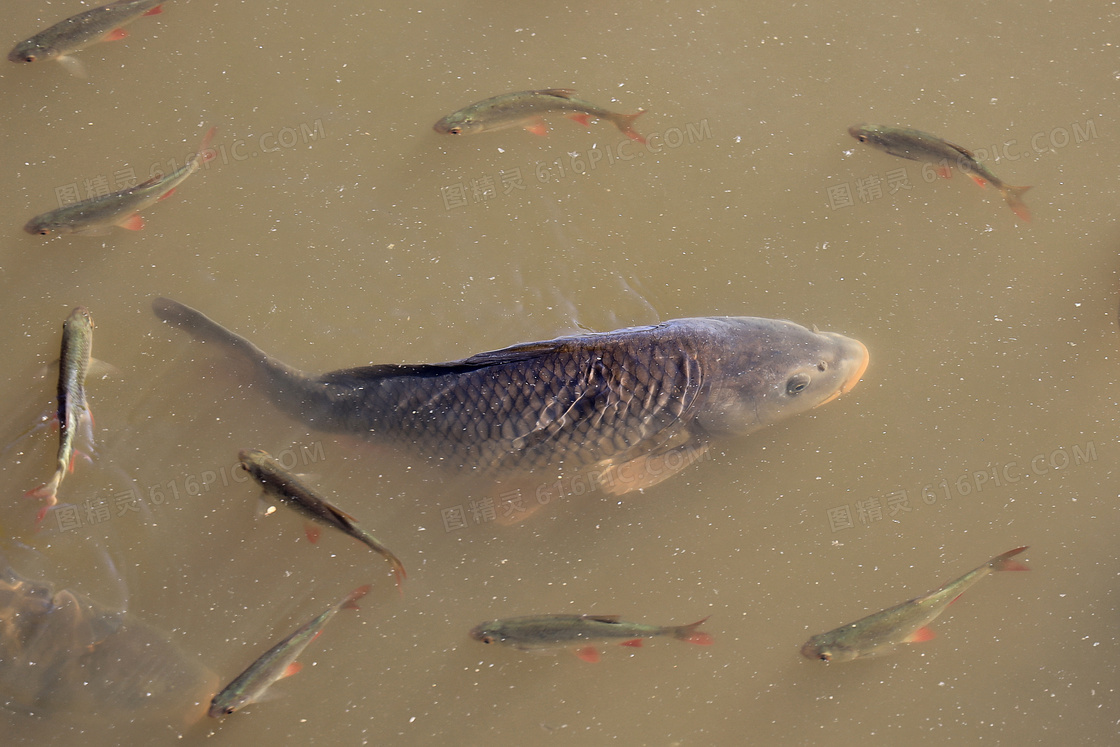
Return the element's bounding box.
[594,438,710,497]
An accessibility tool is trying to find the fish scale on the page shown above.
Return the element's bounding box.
[153,299,868,493]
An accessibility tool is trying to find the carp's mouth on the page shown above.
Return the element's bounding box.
[813,339,869,408]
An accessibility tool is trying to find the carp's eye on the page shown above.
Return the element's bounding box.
[786,373,812,395]
[480,635,495,644]
[858,135,867,142]
[819,653,831,661]
[449,127,462,134]
[38,228,51,235]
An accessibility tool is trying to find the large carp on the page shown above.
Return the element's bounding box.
[152,298,868,494]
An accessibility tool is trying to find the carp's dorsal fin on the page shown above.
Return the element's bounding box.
[318,339,587,383]
[582,615,621,624]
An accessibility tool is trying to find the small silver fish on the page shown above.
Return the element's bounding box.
[434,89,646,143]
[208,585,371,718]
[25,126,216,236]
[238,448,406,590]
[848,123,1032,221]
[469,614,713,663]
[25,307,95,523]
[801,547,1030,662]
[9,0,165,77]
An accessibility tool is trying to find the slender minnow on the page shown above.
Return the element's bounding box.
[25,307,95,523]
[434,89,647,143]
[9,0,164,76]
[238,448,406,589]
[208,585,371,717]
[848,123,1032,221]
[152,299,868,497]
[25,126,216,236]
[469,614,713,663]
[801,547,1030,662]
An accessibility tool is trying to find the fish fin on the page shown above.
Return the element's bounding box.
[943,140,976,159]
[537,88,576,99]
[304,523,321,543]
[68,449,93,472]
[197,126,219,163]
[989,546,1030,572]
[612,110,647,144]
[619,639,643,648]
[387,558,407,596]
[87,358,120,380]
[57,55,88,78]
[936,165,952,179]
[281,661,302,678]
[596,438,710,497]
[143,5,164,15]
[1001,186,1032,222]
[25,474,61,505]
[103,28,130,42]
[948,593,964,606]
[343,584,373,610]
[524,117,549,137]
[158,187,177,201]
[674,616,714,645]
[906,626,936,643]
[583,615,620,623]
[575,646,600,663]
[969,174,988,188]
[567,113,592,128]
[117,214,145,231]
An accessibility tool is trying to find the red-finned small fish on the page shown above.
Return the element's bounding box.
[434,89,647,143]
[801,547,1030,663]
[848,124,1032,221]
[8,0,164,77]
[24,126,216,237]
[208,585,371,718]
[237,448,406,590]
[25,307,96,523]
[469,614,713,663]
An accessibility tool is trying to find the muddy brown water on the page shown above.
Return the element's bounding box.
[1,0,1118,744]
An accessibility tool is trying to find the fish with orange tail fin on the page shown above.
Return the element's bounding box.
[25,126,217,236]
[208,585,371,718]
[801,547,1030,663]
[434,89,647,143]
[237,448,406,591]
[25,307,96,524]
[8,0,164,77]
[469,614,713,663]
[848,124,1032,221]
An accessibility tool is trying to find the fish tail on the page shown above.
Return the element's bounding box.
[196,126,218,165]
[25,471,63,522]
[672,616,714,645]
[611,110,647,144]
[988,546,1030,572]
[1001,184,1032,222]
[152,297,370,433]
[153,297,270,360]
[152,296,309,395]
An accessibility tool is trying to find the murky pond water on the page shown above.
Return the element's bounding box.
[1,0,1118,744]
